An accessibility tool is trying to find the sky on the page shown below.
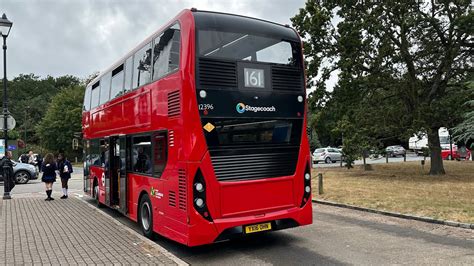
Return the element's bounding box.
[1,0,307,80]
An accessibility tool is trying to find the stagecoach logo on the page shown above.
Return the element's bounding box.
[150,187,163,199]
[236,103,276,114]
[236,103,246,113]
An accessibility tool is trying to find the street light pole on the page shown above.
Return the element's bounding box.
[3,35,8,159]
[1,13,13,199]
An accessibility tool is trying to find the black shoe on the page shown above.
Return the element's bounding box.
[49,197,55,201]
[45,198,49,201]
[60,195,68,199]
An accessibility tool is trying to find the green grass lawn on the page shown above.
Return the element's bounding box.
[311,160,474,223]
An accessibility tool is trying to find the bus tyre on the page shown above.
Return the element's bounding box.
[139,194,154,239]
[93,184,104,208]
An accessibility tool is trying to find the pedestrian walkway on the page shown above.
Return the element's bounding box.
[0,193,187,265]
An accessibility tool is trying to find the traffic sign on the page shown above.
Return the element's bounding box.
[0,115,16,130]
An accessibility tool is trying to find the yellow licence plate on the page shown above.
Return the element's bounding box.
[245,222,272,234]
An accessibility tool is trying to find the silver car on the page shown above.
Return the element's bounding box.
[0,161,38,184]
[313,147,343,164]
[385,145,406,157]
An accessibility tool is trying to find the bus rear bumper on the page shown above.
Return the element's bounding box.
[187,200,312,246]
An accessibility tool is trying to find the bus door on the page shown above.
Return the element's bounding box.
[106,135,127,213]
[118,135,127,214]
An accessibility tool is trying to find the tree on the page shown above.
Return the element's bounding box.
[292,0,473,175]
[7,74,81,146]
[452,80,474,152]
[36,85,85,157]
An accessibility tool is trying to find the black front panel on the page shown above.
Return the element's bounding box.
[202,118,302,182]
[198,89,304,118]
[196,58,305,119]
[194,12,305,182]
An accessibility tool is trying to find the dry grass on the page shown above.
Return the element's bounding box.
[311,160,474,223]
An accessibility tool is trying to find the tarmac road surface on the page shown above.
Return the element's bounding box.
[104,201,473,265]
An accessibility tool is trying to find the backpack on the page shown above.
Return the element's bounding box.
[68,161,73,173]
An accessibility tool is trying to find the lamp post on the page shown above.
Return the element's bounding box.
[24,106,30,152]
[1,13,13,199]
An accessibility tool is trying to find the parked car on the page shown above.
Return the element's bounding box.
[0,161,38,184]
[385,145,406,157]
[313,147,343,164]
[441,146,471,160]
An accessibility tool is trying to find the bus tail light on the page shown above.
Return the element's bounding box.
[193,169,213,222]
[300,164,311,207]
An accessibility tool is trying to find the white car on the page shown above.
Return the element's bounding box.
[313,147,343,164]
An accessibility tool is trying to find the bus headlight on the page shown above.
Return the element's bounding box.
[194,198,204,208]
[199,90,207,98]
[305,173,310,180]
[195,182,204,192]
[193,169,213,222]
[300,164,312,207]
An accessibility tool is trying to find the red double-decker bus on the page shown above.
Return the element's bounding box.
[82,9,312,246]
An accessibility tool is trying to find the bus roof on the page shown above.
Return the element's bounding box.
[87,9,300,87]
[193,10,300,42]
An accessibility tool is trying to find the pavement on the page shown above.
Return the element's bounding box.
[0,190,186,265]
[2,172,474,265]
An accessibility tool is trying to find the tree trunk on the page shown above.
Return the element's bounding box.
[427,128,445,175]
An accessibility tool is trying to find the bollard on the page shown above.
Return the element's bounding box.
[340,156,343,167]
[386,153,389,163]
[318,173,323,195]
[404,153,406,162]
[421,159,425,171]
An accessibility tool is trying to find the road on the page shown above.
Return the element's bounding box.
[313,153,429,168]
[4,173,474,265]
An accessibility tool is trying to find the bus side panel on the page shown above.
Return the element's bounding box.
[127,173,163,223]
[103,101,124,130]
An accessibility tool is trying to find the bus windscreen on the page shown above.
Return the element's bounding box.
[198,30,299,66]
[202,118,302,148]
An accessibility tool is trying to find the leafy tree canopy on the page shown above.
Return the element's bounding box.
[292,0,473,174]
[36,85,85,157]
[7,74,81,146]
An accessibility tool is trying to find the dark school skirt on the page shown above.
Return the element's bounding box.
[42,175,56,183]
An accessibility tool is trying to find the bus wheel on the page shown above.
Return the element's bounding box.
[139,194,154,239]
[93,184,104,208]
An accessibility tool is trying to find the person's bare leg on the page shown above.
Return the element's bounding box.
[49,183,54,200]
[45,183,51,200]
